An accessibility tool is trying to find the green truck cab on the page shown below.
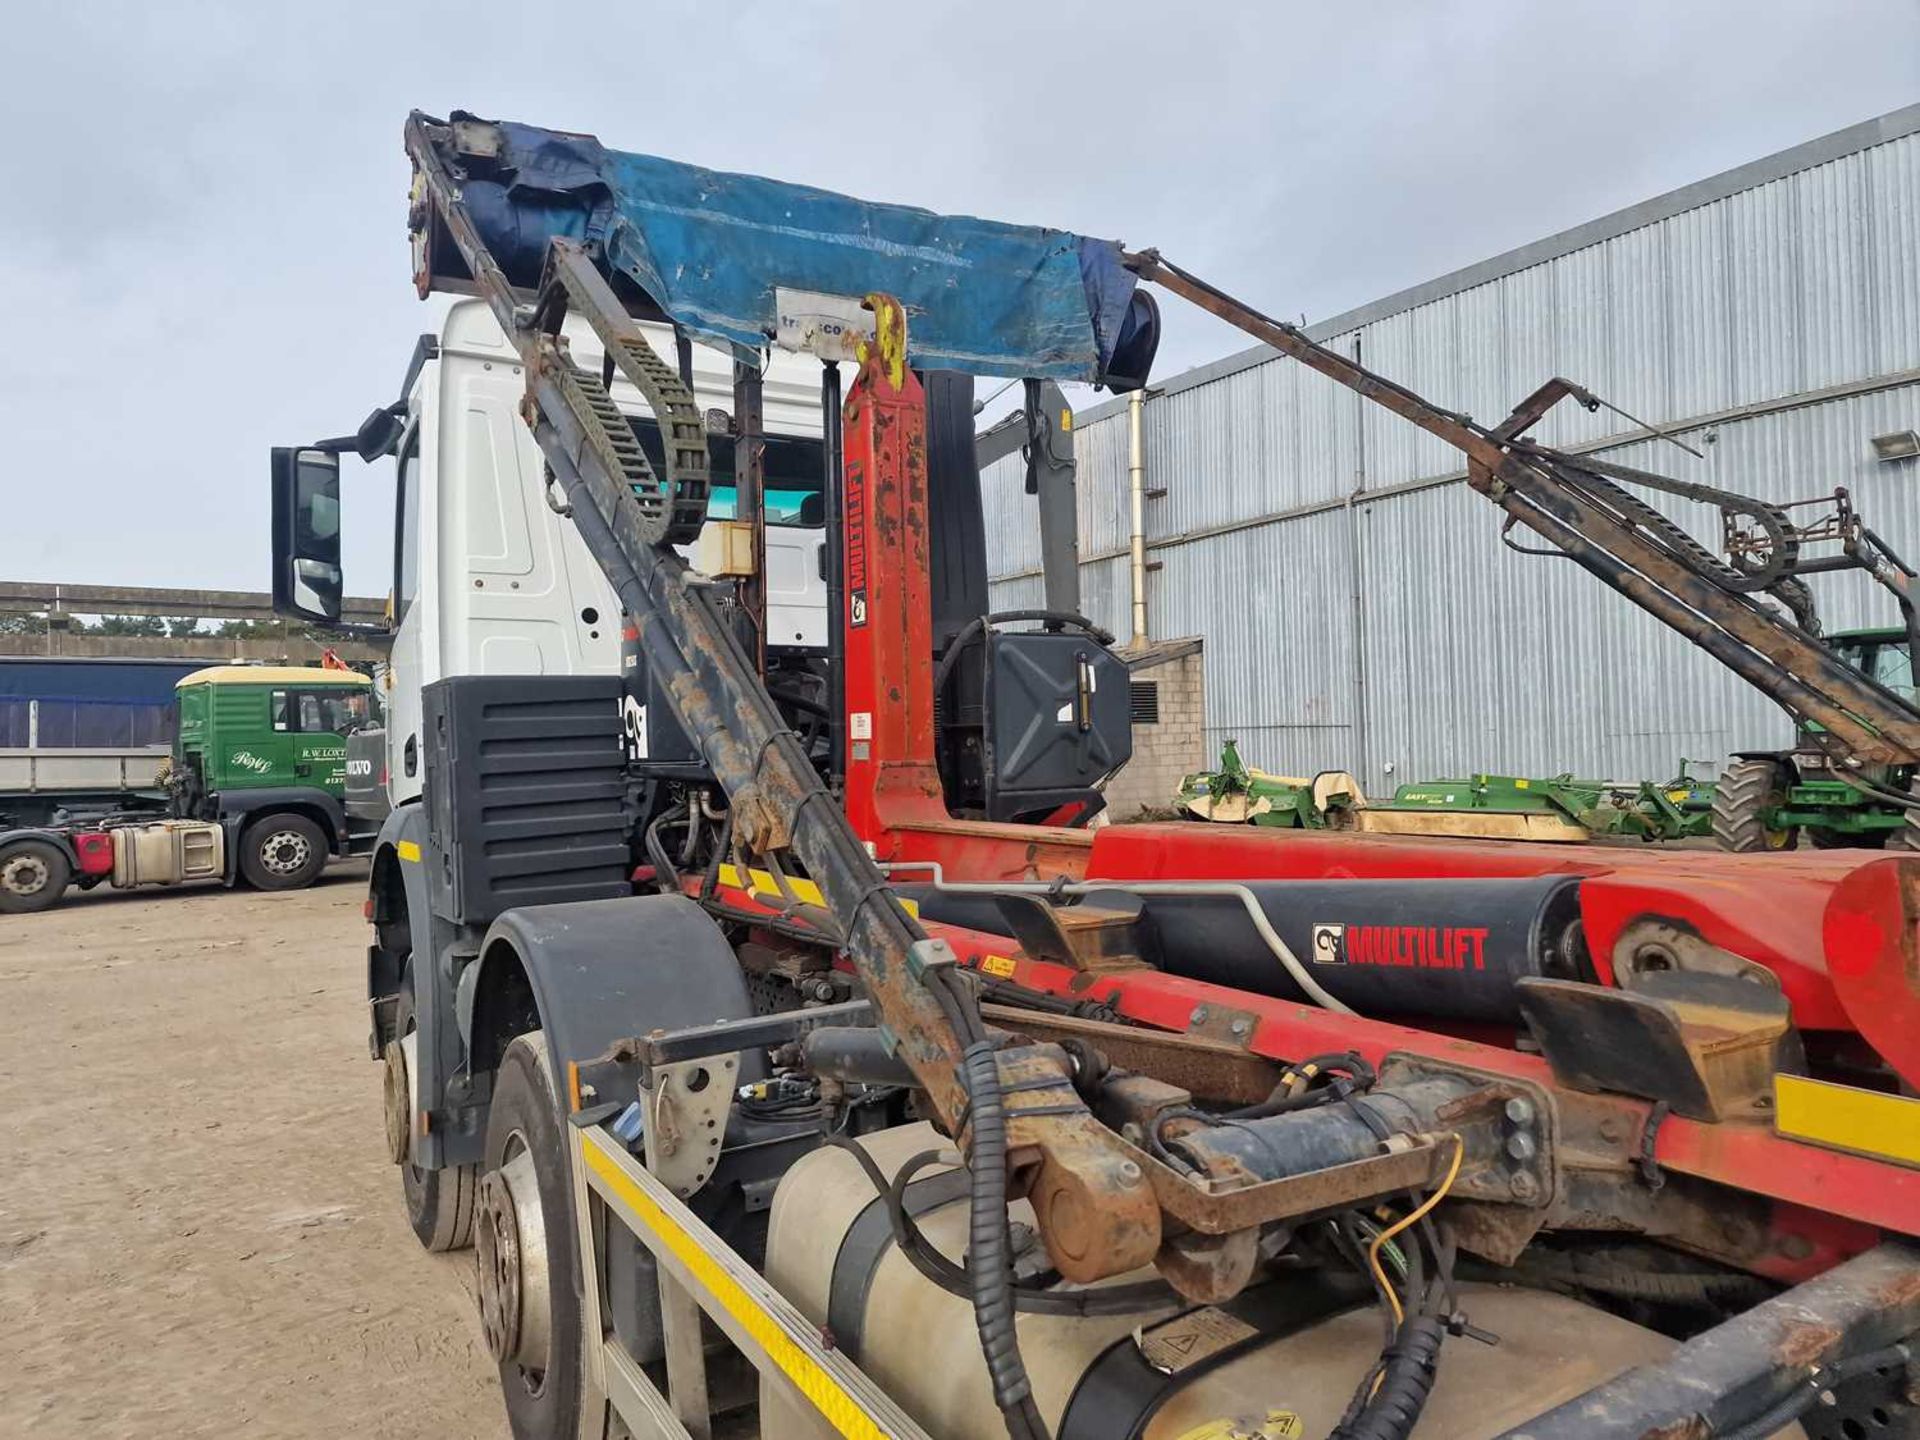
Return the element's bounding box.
[171,665,377,887]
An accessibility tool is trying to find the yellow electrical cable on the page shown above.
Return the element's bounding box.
[1368,1134,1466,1327]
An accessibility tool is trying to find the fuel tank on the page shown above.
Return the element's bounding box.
[761,1123,1678,1440]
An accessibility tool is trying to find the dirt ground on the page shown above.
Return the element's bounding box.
[0,866,509,1439]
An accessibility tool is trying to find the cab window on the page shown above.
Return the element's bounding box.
[1873,644,1915,696]
[394,426,422,619]
[270,689,367,734]
[624,418,825,527]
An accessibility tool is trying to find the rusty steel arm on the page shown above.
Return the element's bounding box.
[403,114,977,1125]
[1126,251,1920,768]
[1500,1240,1920,1438]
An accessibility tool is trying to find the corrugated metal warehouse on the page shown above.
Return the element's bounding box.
[983,105,1920,800]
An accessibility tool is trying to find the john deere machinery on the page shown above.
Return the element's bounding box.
[1180,743,1717,844]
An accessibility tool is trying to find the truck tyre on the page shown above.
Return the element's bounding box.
[239,812,329,890]
[0,839,71,914]
[475,1031,586,1440]
[391,980,476,1253]
[1711,759,1797,853]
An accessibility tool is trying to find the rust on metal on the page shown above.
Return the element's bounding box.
[978,1004,1284,1105]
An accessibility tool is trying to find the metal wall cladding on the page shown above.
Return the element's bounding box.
[1159,511,1360,780]
[981,123,1920,792]
[979,446,1042,578]
[1219,381,1920,791]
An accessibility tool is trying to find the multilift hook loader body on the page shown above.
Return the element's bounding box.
[270,112,1920,1440]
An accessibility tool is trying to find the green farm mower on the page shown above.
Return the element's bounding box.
[1178,741,1717,845]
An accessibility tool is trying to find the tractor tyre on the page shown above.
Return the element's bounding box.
[1711,759,1798,853]
[390,978,476,1253]
[474,1031,588,1440]
[0,839,72,914]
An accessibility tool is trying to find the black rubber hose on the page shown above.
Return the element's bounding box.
[1718,1341,1912,1440]
[642,801,685,894]
[1329,1316,1446,1440]
[960,1038,1048,1440]
[870,1147,1176,1318]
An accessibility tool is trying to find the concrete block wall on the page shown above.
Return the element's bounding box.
[1102,643,1206,820]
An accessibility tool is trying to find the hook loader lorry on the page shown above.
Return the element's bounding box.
[270,111,1920,1440]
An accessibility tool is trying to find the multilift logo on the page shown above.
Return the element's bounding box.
[230,751,274,775]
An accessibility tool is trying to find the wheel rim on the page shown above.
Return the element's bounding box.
[382,1041,411,1166]
[475,1141,552,1390]
[258,829,312,876]
[1,853,50,897]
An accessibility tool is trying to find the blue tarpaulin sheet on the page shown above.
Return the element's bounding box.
[454,117,1141,383]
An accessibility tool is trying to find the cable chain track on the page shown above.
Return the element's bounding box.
[1520,445,1800,596]
[550,348,710,549]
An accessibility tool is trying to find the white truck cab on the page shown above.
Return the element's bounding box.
[332,298,833,805]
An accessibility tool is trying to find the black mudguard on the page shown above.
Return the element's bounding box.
[463,893,758,1082]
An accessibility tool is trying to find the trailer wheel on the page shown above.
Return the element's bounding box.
[0,839,71,914]
[475,1031,584,1440]
[239,812,329,890]
[391,980,476,1253]
[1711,759,1798,853]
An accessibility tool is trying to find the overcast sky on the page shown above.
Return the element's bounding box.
[3,1,1916,598]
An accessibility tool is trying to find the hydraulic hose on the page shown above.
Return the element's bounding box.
[961,1038,1050,1440]
[1329,1316,1446,1440]
[1717,1341,1913,1440]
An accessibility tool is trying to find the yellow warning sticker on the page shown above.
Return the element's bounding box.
[1174,1412,1304,1440]
[979,954,1018,978]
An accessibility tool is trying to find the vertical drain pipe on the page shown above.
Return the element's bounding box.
[1128,387,1149,647]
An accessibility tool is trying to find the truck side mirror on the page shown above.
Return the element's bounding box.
[271,447,345,623]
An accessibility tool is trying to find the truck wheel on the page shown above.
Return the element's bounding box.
[239,813,329,890]
[1711,759,1798,853]
[476,1031,585,1440]
[0,839,71,914]
[390,980,476,1252]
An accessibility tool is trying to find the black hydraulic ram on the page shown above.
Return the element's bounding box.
[1085,876,1589,1023]
[1165,1074,1485,1184]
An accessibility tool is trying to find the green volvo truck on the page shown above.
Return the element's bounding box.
[0,663,377,912]
[168,665,377,887]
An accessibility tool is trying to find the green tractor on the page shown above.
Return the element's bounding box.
[169,664,378,887]
[1712,625,1918,852]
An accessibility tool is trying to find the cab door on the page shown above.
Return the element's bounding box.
[224,685,302,788]
[285,689,358,795]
